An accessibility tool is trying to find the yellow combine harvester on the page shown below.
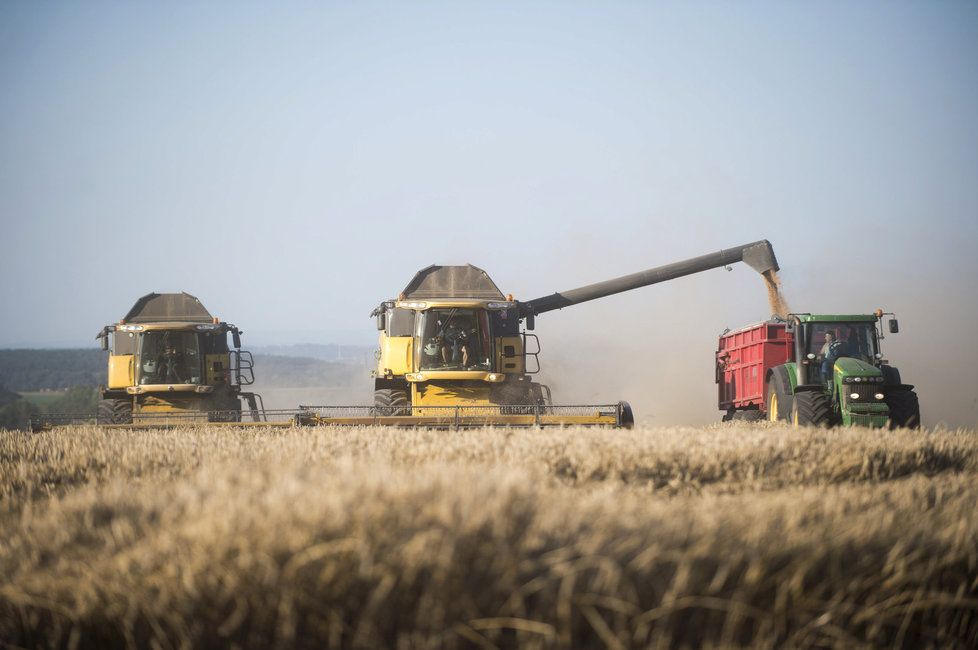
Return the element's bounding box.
[35,293,264,428]
[299,239,779,428]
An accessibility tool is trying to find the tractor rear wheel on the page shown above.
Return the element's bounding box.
[791,391,836,428]
[374,388,410,416]
[886,389,921,429]
[97,398,132,425]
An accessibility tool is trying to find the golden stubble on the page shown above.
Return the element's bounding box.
[1,424,976,648]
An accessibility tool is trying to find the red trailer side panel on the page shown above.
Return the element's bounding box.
[716,321,793,413]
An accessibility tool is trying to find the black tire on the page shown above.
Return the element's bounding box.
[373,388,410,416]
[208,398,242,423]
[492,380,534,414]
[731,409,765,422]
[619,401,635,429]
[881,365,902,386]
[791,391,836,428]
[886,389,921,429]
[766,367,793,422]
[97,398,132,425]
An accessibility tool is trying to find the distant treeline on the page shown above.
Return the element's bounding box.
[0,386,99,430]
[0,348,362,392]
[252,355,364,388]
[0,349,105,390]
[252,343,375,363]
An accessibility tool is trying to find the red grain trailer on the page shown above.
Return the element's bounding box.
[716,320,793,421]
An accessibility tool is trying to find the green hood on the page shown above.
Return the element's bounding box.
[833,357,881,378]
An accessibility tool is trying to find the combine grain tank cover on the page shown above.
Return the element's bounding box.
[401,265,505,300]
[123,292,214,323]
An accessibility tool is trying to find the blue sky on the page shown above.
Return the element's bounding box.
[2,2,976,423]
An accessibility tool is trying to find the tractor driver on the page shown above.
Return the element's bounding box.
[818,331,843,383]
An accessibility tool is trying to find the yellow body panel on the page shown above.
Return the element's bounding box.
[108,354,134,388]
[378,336,413,376]
[205,353,229,384]
[497,336,524,374]
[134,394,209,415]
[413,381,492,406]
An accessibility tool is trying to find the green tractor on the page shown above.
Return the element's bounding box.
[766,312,920,428]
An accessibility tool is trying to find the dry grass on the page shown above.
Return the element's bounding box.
[1,424,976,648]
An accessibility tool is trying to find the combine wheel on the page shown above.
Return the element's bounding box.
[373,388,410,416]
[790,391,836,428]
[619,401,635,429]
[886,389,921,429]
[97,398,133,425]
[208,398,242,423]
[766,367,793,422]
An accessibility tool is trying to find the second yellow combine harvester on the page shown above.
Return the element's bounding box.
[299,239,780,428]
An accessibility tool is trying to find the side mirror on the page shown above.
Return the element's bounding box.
[376,311,387,331]
[888,319,899,334]
[525,313,535,331]
[100,335,109,351]
[785,320,795,333]
[232,331,242,348]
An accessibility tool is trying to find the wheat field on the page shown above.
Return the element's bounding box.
[1,424,976,649]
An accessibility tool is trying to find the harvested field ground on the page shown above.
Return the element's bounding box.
[1,425,977,648]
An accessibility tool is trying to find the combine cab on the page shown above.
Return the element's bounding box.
[717,312,920,428]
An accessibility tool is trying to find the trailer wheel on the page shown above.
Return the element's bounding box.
[885,389,920,429]
[766,367,793,422]
[732,409,765,422]
[790,391,836,428]
[97,399,132,425]
[374,388,410,416]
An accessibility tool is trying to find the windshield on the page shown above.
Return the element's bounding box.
[805,322,878,363]
[137,331,202,384]
[417,308,491,371]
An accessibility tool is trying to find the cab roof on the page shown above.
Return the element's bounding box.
[795,314,878,323]
[401,265,505,300]
[122,292,214,324]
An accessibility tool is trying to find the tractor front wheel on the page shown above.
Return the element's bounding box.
[886,389,921,429]
[791,391,836,428]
